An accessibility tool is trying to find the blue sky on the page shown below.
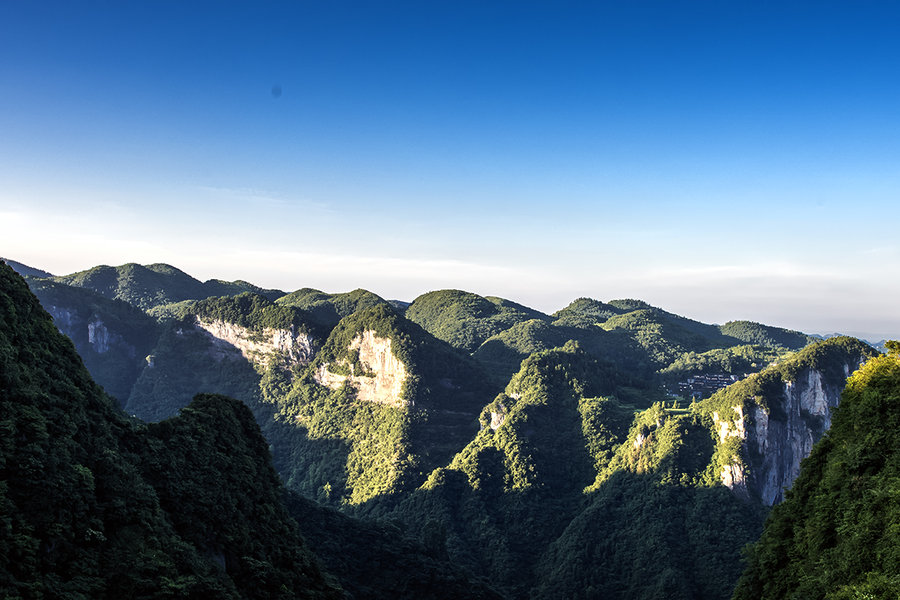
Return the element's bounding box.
[2,1,899,339]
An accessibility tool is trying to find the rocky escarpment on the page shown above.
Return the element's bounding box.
[711,347,871,505]
[46,306,134,357]
[194,317,316,367]
[37,298,159,404]
[314,330,409,408]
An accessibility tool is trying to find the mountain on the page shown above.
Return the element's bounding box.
[0,261,507,600]
[732,342,900,599]
[116,290,495,507]
[284,492,503,599]
[125,292,318,421]
[369,337,875,599]
[405,289,550,353]
[273,303,495,506]
[52,262,285,311]
[0,262,339,599]
[384,343,634,597]
[405,291,814,396]
[0,257,54,279]
[10,257,890,599]
[698,336,875,505]
[538,337,872,599]
[275,287,388,332]
[551,297,626,326]
[718,320,818,350]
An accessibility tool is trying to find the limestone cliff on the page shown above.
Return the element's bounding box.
[47,306,134,357]
[707,338,874,505]
[314,329,409,408]
[194,317,315,368]
[29,283,160,404]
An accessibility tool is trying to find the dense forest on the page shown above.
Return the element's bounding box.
[1,259,890,599]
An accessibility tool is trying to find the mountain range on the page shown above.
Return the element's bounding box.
[2,258,896,599]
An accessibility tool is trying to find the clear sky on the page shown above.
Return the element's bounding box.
[2,1,899,340]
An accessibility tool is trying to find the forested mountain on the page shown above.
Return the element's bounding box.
[0,262,503,599]
[732,342,900,599]
[0,263,338,599]
[50,262,285,310]
[371,337,873,599]
[719,320,818,350]
[405,289,550,353]
[275,287,388,331]
[3,258,889,599]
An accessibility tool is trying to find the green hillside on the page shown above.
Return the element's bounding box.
[1,257,55,279]
[533,338,872,599]
[658,344,785,386]
[11,258,888,600]
[121,294,495,508]
[53,262,285,311]
[276,287,387,332]
[699,336,876,420]
[732,343,900,599]
[382,343,632,596]
[405,289,549,353]
[126,293,318,420]
[0,261,509,600]
[284,491,503,599]
[601,306,739,364]
[551,296,625,327]
[367,337,874,599]
[719,320,818,350]
[472,318,585,383]
[273,304,495,506]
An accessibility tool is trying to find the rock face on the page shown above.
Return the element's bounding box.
[47,307,133,357]
[717,364,862,505]
[194,317,315,367]
[314,330,409,408]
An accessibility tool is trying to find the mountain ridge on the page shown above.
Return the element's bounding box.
[3,256,890,599]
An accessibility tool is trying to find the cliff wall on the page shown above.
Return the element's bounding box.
[314,329,409,408]
[714,359,864,505]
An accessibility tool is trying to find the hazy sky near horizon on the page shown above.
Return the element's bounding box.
[2,2,899,338]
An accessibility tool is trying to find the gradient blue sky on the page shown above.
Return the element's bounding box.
[2,2,899,339]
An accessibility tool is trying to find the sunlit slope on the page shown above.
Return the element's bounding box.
[273,303,495,505]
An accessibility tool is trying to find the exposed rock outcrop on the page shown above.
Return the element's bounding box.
[314,330,409,408]
[715,360,866,505]
[46,307,132,357]
[87,318,112,353]
[194,317,315,367]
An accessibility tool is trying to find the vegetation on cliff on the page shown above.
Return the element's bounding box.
[274,304,494,506]
[732,342,900,599]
